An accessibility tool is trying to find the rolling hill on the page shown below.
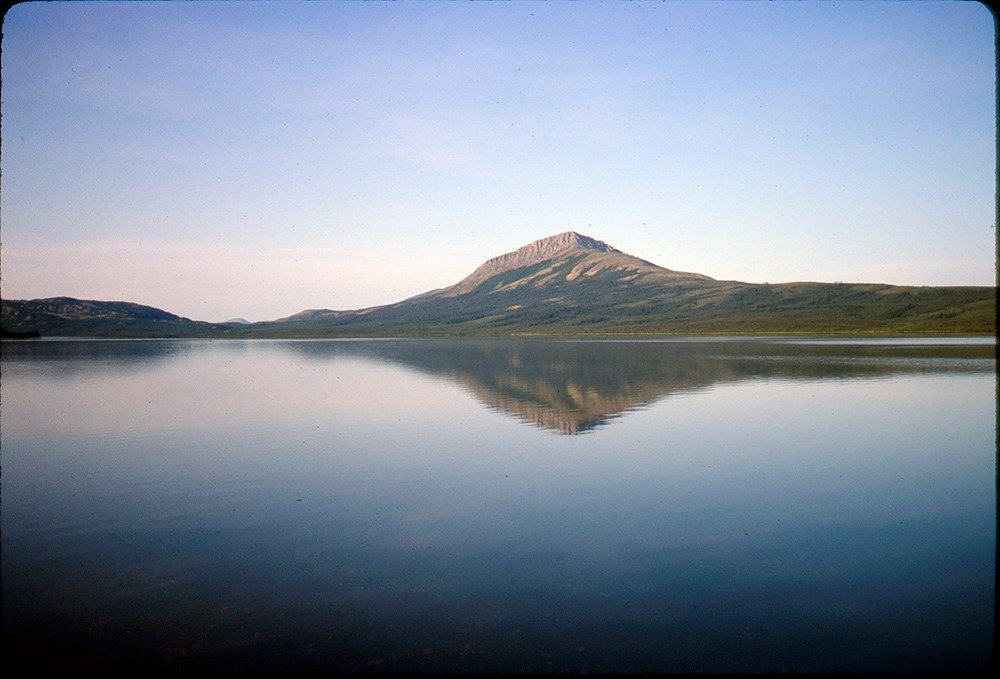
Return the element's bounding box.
[1,232,995,337]
[0,297,232,338]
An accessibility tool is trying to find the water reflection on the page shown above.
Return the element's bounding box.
[0,338,202,379]
[280,338,995,434]
[4,337,994,435]
[2,336,994,673]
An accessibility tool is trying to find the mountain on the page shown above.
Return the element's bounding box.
[436,231,711,297]
[0,297,231,338]
[248,231,995,336]
[1,232,995,337]
[253,232,714,329]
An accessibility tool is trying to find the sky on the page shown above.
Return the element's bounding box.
[1,0,995,322]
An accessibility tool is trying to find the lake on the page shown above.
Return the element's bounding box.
[1,336,994,673]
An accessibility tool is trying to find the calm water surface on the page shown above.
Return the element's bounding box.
[1,336,995,673]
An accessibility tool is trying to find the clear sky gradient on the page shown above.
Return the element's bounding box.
[1,0,995,321]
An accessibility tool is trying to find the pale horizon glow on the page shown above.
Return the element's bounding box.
[1,0,995,322]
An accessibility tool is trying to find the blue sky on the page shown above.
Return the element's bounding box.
[1,0,995,322]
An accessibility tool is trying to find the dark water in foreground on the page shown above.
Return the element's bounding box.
[1,336,995,673]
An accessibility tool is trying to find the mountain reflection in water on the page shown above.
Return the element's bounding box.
[280,337,995,434]
[4,336,992,435]
[2,335,994,673]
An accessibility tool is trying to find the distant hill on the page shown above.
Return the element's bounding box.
[1,232,995,337]
[0,297,231,338]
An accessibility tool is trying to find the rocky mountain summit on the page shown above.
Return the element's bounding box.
[438,231,709,297]
[472,232,623,277]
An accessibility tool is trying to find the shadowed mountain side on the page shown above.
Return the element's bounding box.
[279,338,995,434]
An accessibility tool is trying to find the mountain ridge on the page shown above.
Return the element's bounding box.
[1,232,995,336]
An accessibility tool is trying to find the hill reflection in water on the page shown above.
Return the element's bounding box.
[281,337,995,435]
[4,336,991,435]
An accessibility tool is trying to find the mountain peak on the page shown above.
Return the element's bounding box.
[443,231,625,295]
[525,231,622,257]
